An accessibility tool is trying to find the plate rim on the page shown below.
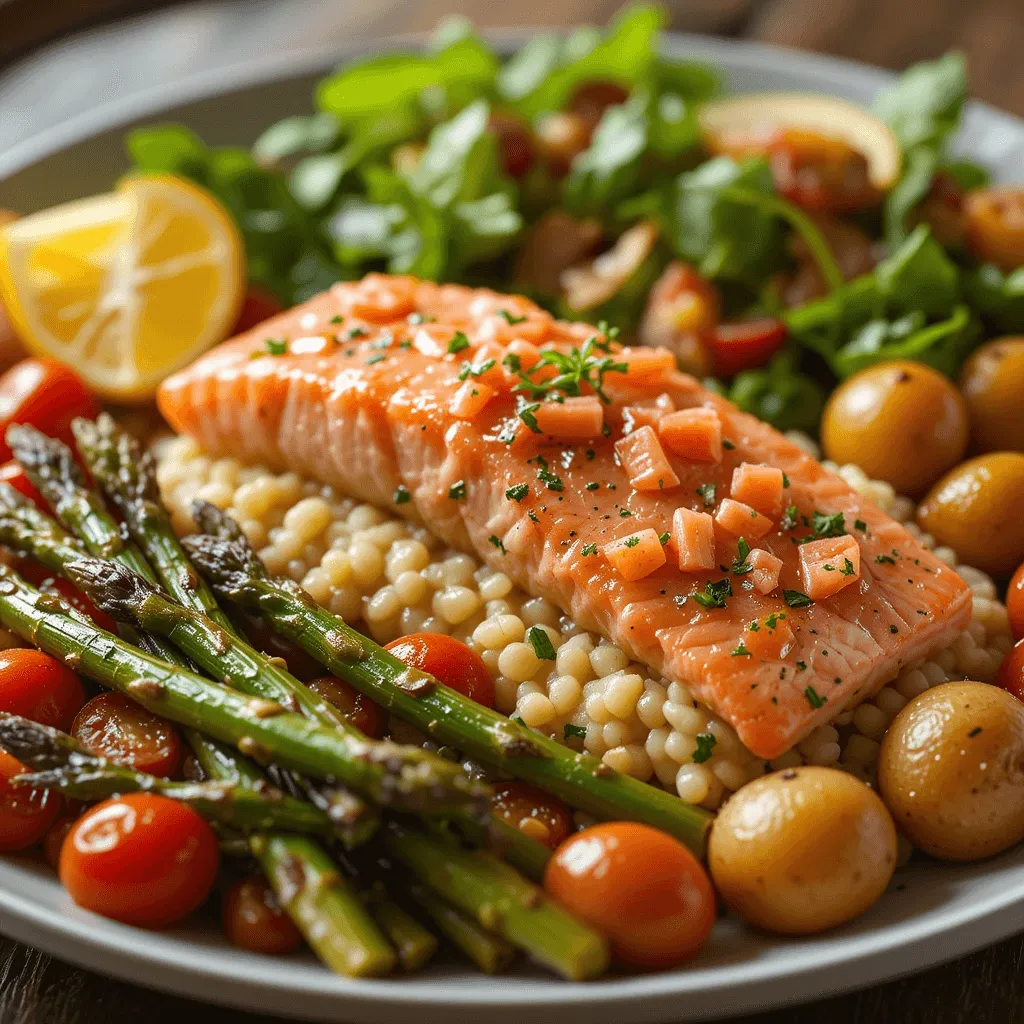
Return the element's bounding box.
[2,16,1024,1023]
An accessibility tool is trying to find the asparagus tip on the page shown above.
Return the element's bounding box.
[64,556,159,624]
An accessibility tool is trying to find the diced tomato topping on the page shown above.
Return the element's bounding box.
[730,462,785,518]
[715,498,773,540]
[747,548,784,595]
[615,426,680,492]
[673,507,716,572]
[534,396,604,439]
[798,536,861,600]
[449,380,496,421]
[602,529,667,582]
[658,407,723,463]
[710,319,787,378]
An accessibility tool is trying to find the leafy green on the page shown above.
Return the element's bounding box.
[875,224,960,319]
[252,113,340,164]
[964,263,1024,332]
[126,125,339,305]
[728,351,826,433]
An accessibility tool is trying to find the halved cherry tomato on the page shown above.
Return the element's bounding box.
[492,781,572,850]
[306,676,386,738]
[385,633,496,708]
[545,822,716,970]
[0,460,44,506]
[42,814,78,870]
[637,261,719,377]
[238,613,324,680]
[15,559,117,632]
[232,287,285,335]
[0,358,99,462]
[1008,562,1024,642]
[710,318,788,378]
[0,749,60,851]
[488,111,535,180]
[997,639,1024,703]
[768,128,879,214]
[59,793,220,928]
[72,692,184,779]
[0,648,85,732]
[222,876,302,955]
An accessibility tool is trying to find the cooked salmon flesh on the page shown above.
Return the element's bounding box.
[159,274,971,759]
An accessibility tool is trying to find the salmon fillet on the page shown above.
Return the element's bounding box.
[159,274,971,759]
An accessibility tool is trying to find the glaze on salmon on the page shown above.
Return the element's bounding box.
[159,275,971,759]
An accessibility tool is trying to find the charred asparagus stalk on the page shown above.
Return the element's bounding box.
[184,503,713,857]
[0,564,490,820]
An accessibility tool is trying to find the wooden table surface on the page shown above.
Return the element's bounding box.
[2,1,1024,1022]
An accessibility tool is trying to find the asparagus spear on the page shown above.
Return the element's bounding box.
[0,712,344,837]
[353,876,438,971]
[184,504,713,857]
[381,820,608,981]
[0,564,490,819]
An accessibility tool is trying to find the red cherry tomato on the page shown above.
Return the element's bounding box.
[59,793,220,928]
[710,319,788,378]
[0,648,85,732]
[488,112,535,180]
[384,633,496,708]
[568,81,631,130]
[72,693,184,779]
[997,640,1024,703]
[768,128,879,215]
[232,287,285,335]
[0,461,44,506]
[306,676,386,738]
[15,559,117,632]
[0,358,99,462]
[492,781,573,849]
[545,822,716,970]
[42,814,78,870]
[222,876,302,955]
[0,749,60,852]
[1008,562,1024,643]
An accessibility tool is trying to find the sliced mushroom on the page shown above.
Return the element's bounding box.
[514,210,604,298]
[561,220,659,312]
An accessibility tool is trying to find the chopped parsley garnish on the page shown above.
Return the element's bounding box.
[623,536,641,548]
[393,485,411,505]
[526,625,556,660]
[722,438,735,450]
[581,543,598,556]
[800,510,847,543]
[563,723,587,741]
[366,353,386,365]
[781,504,799,530]
[448,481,466,500]
[696,483,716,507]
[619,508,633,517]
[876,554,896,565]
[585,481,600,491]
[693,578,733,610]
[889,624,899,634]
[488,535,506,554]
[528,510,541,524]
[765,612,780,629]
[506,483,529,502]
[783,589,813,608]
[458,358,495,381]
[329,314,344,324]
[511,715,527,727]
[502,352,522,373]
[782,473,790,488]
[692,733,717,764]
[407,312,432,325]
[497,309,527,325]
[659,531,671,545]
[346,326,369,340]
[823,563,836,572]
[517,400,541,433]
[854,519,868,532]
[804,686,826,709]
[840,558,856,576]
[447,331,471,354]
[796,660,807,671]
[534,456,563,492]
[512,334,627,405]
[731,537,752,575]
[731,642,752,657]
[263,337,287,356]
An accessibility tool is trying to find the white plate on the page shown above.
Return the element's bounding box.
[2,8,1024,1022]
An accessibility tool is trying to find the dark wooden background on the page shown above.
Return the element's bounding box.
[2,1,1024,1022]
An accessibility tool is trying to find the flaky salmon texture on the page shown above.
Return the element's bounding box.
[159,274,971,761]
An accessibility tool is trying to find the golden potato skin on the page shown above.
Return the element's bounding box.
[821,361,969,496]
[958,338,1024,453]
[708,766,897,935]
[878,681,1024,862]
[917,452,1024,577]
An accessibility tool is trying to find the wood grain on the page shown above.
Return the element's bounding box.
[1,0,1024,1021]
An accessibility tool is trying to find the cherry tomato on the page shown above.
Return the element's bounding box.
[1009,562,1024,643]
[15,559,117,632]
[239,613,324,680]
[306,676,386,738]
[568,81,630,131]
[637,262,719,377]
[384,633,496,708]
[232,287,285,335]
[768,128,879,214]
[222,876,302,955]
[534,112,591,178]
[710,318,787,378]
[997,640,1024,703]
[42,814,78,870]
[0,648,85,732]
[488,111,535,180]
[0,749,60,852]
[492,781,572,850]
[545,822,716,970]
[59,793,220,928]
[965,187,1024,271]
[0,461,44,506]
[0,358,99,462]
[72,693,184,779]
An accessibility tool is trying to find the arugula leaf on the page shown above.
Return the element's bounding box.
[964,263,1024,332]
[873,52,967,151]
[253,113,340,164]
[728,352,826,433]
[876,224,960,319]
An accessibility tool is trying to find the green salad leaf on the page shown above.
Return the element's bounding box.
[964,263,1024,332]
[728,351,826,433]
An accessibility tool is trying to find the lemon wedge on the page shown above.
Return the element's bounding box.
[0,174,244,401]
[699,93,902,190]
